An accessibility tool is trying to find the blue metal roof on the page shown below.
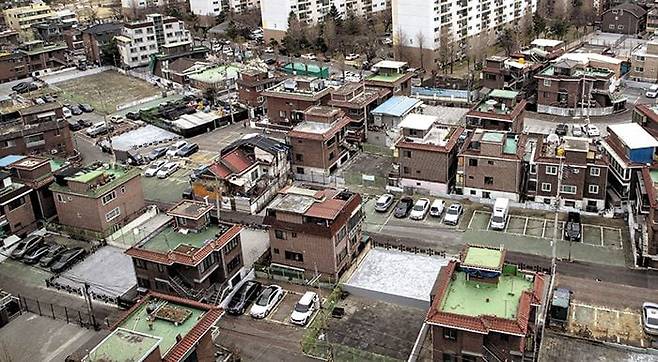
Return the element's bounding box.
[0,155,25,168]
[371,96,421,117]
[411,86,470,100]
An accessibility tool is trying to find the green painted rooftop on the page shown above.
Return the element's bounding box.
[367,72,406,83]
[50,165,140,198]
[481,132,504,143]
[283,63,328,73]
[651,170,658,183]
[504,138,518,155]
[141,224,225,252]
[69,169,104,183]
[439,270,533,319]
[188,65,240,83]
[462,247,503,269]
[489,89,519,99]
[99,298,204,360]
[49,159,66,172]
[84,328,161,362]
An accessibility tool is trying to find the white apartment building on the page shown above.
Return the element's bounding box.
[226,0,261,12]
[262,0,391,41]
[392,0,537,69]
[189,0,260,24]
[116,14,192,68]
[3,3,54,32]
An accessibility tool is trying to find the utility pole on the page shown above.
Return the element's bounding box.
[214,174,221,222]
[82,283,97,329]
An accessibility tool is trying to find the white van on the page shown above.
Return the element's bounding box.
[489,198,509,230]
[647,85,658,98]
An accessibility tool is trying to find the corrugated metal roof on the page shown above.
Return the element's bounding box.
[371,96,421,117]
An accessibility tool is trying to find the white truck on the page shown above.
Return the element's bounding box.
[489,198,509,230]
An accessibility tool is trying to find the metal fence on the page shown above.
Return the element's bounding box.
[17,295,99,330]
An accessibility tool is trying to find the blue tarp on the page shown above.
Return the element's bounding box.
[0,155,25,168]
[371,96,421,117]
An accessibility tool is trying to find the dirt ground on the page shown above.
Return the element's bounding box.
[54,71,160,114]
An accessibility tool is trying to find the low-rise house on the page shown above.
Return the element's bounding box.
[187,64,240,91]
[396,115,464,195]
[370,95,423,129]
[529,136,609,211]
[125,201,244,302]
[288,106,352,182]
[365,60,413,96]
[261,76,332,126]
[457,130,527,202]
[481,56,542,91]
[236,68,286,113]
[520,38,565,61]
[192,134,290,214]
[630,40,658,82]
[81,292,222,362]
[427,245,546,362]
[7,156,57,219]
[264,186,364,280]
[647,8,658,34]
[81,22,123,65]
[535,58,626,116]
[465,89,526,133]
[327,82,382,142]
[50,163,145,239]
[3,3,53,32]
[0,53,29,82]
[17,40,68,74]
[0,171,37,238]
[601,3,647,35]
[0,103,74,158]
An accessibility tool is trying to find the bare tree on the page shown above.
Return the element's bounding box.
[437,27,453,74]
[323,20,338,54]
[415,31,426,70]
[393,29,408,61]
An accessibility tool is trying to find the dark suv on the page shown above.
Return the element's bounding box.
[227,281,262,315]
[564,212,582,241]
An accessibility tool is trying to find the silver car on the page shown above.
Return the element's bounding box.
[374,194,394,212]
[156,162,179,178]
[642,302,658,335]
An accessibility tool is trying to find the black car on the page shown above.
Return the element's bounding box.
[393,197,414,218]
[11,82,29,92]
[264,58,276,65]
[126,111,140,120]
[68,119,83,131]
[50,247,86,273]
[79,103,94,113]
[147,147,167,161]
[70,105,83,115]
[39,244,67,267]
[555,124,568,136]
[227,280,262,315]
[564,212,582,241]
[10,235,43,260]
[176,143,199,157]
[77,119,93,128]
[22,245,51,264]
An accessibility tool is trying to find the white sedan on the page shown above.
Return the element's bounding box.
[642,302,658,336]
[144,160,166,177]
[409,198,430,220]
[250,285,284,319]
[156,162,179,178]
[582,124,600,137]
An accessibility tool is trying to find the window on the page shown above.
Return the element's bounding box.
[295,153,304,162]
[296,167,305,174]
[545,165,558,175]
[590,167,600,176]
[7,197,24,211]
[487,160,494,165]
[561,185,577,194]
[618,25,624,30]
[635,66,644,72]
[251,170,259,181]
[484,176,494,185]
[284,251,304,262]
[56,194,65,203]
[589,184,599,194]
[609,24,615,29]
[543,79,551,87]
[530,164,537,174]
[223,236,239,254]
[157,264,165,272]
[137,277,150,288]
[541,183,552,192]
[403,166,410,174]
[101,191,116,205]
[443,328,457,340]
[275,230,286,239]
[227,255,241,272]
[468,159,478,166]
[528,180,537,191]
[0,140,15,148]
[273,248,279,254]
[105,207,121,222]
[135,259,146,269]
[403,150,412,158]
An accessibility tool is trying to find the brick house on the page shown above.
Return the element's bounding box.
[426,245,546,362]
[327,82,382,142]
[364,60,413,96]
[0,172,37,238]
[481,56,542,91]
[522,39,565,61]
[396,115,465,195]
[236,68,286,113]
[0,53,29,83]
[0,103,75,158]
[261,76,332,126]
[264,186,364,280]
[125,200,244,302]
[601,3,646,35]
[465,89,526,133]
[288,106,352,182]
[50,163,145,238]
[81,292,222,362]
[81,22,122,65]
[457,130,527,202]
[528,136,608,211]
[630,41,658,83]
[7,156,57,219]
[639,166,658,268]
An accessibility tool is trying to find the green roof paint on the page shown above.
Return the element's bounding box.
[366,72,406,83]
[188,65,241,84]
[281,63,329,78]
[50,166,141,198]
[85,328,161,362]
[462,247,503,269]
[504,137,518,155]
[69,169,103,183]
[49,159,65,172]
[650,170,658,183]
[439,270,532,319]
[489,89,519,99]
[142,225,223,252]
[481,132,504,143]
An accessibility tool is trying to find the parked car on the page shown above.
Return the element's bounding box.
[176,143,199,157]
[44,95,56,103]
[264,58,276,65]
[109,115,124,124]
[144,160,167,177]
[38,244,66,267]
[11,82,29,92]
[147,146,167,161]
[86,122,111,137]
[70,105,83,115]
[443,203,463,225]
[345,53,359,61]
[126,111,140,120]
[571,125,583,137]
[79,103,94,113]
[68,119,83,131]
[62,107,72,118]
[393,196,414,218]
[374,194,395,212]
[564,211,582,241]
[409,198,430,220]
[35,97,45,105]
[50,247,86,273]
[429,199,446,217]
[646,84,658,98]
[489,198,509,231]
[22,245,51,264]
[190,165,208,180]
[156,162,179,178]
[166,141,188,156]
[555,124,568,136]
[250,285,284,319]
[77,119,93,128]
[227,280,262,315]
[10,235,43,260]
[301,53,317,60]
[642,302,658,335]
[582,124,600,137]
[263,47,275,53]
[290,291,319,326]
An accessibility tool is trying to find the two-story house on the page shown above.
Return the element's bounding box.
[365,60,413,96]
[261,76,332,126]
[236,68,286,113]
[465,89,526,133]
[327,82,382,142]
[7,156,57,219]
[0,172,37,238]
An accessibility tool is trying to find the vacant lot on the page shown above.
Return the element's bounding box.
[56,71,159,114]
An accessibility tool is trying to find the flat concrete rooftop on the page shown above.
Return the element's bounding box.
[142,224,229,252]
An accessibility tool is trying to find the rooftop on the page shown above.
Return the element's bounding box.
[141,223,230,253]
[50,164,140,198]
[461,246,504,271]
[488,89,519,99]
[608,123,658,149]
[371,96,422,117]
[398,114,438,131]
[292,121,335,134]
[187,64,240,84]
[531,39,564,47]
[439,268,532,320]
[366,72,408,83]
[10,156,50,171]
[539,65,613,78]
[373,60,408,69]
[268,187,352,220]
[84,328,161,362]
[167,200,213,220]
